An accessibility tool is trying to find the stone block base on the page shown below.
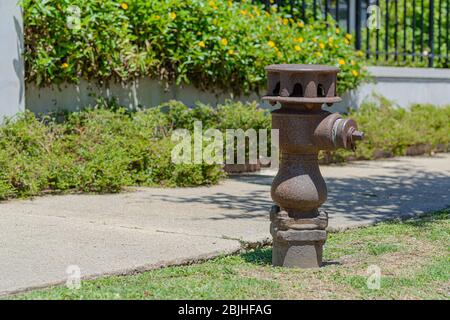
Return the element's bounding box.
[272,240,324,268]
[270,205,328,268]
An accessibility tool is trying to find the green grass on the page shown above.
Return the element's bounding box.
[10,208,449,300]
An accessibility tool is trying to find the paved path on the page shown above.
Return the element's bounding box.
[1,155,449,295]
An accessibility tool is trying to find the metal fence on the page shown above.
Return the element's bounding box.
[256,0,449,68]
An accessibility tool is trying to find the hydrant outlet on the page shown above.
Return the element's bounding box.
[313,113,364,151]
[331,117,363,151]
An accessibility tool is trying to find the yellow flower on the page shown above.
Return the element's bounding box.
[220,38,228,46]
[294,37,304,43]
[267,40,276,48]
[169,12,176,20]
[155,15,161,20]
[240,9,247,16]
[198,41,206,48]
[356,50,364,57]
[352,70,359,77]
[269,0,274,3]
[338,59,345,65]
[328,37,334,43]
[319,42,325,49]
[336,27,341,34]
[344,38,350,45]
[294,45,301,52]
[228,49,234,55]
[312,38,317,43]
[282,18,289,25]
[297,21,304,28]
[208,0,218,10]
[120,2,128,10]
[61,63,69,69]
[228,0,232,6]
[345,33,353,40]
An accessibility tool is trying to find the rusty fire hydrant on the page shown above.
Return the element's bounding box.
[262,64,364,268]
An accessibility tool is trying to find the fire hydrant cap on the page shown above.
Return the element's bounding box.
[265,64,340,73]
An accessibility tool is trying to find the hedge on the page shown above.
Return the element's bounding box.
[21,0,367,95]
[0,100,270,199]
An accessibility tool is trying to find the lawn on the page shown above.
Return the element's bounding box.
[11,209,450,300]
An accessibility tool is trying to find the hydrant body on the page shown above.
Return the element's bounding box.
[263,64,363,268]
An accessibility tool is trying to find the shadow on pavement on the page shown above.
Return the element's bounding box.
[150,164,450,223]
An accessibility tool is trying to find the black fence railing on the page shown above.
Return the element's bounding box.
[254,0,449,68]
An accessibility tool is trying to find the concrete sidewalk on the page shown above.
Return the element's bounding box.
[1,155,449,296]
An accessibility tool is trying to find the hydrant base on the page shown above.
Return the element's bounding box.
[270,205,327,268]
[272,240,324,268]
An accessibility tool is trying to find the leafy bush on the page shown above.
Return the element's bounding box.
[0,99,271,200]
[21,0,366,95]
[0,107,224,200]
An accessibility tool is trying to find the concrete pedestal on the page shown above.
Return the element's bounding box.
[272,241,324,268]
[270,205,327,268]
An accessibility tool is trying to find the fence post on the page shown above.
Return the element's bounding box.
[355,0,362,50]
[0,0,25,120]
[429,0,435,67]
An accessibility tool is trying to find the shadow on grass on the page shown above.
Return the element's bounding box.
[241,247,342,267]
[401,208,449,228]
[241,248,272,265]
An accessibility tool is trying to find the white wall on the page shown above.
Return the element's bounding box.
[0,1,25,120]
[330,66,450,113]
[26,66,450,114]
[26,78,261,114]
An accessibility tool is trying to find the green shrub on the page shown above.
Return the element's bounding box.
[21,0,366,95]
[0,107,224,200]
